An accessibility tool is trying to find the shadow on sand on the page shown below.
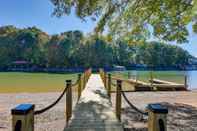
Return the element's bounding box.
[122,102,197,131]
[64,87,123,131]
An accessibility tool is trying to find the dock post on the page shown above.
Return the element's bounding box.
[104,72,107,88]
[128,72,131,79]
[184,75,188,89]
[150,71,153,86]
[116,80,122,121]
[108,74,111,98]
[147,104,168,131]
[11,104,35,131]
[78,74,82,101]
[66,80,72,125]
[135,73,138,83]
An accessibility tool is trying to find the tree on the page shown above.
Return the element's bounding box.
[0,25,193,69]
[0,26,20,67]
[51,0,197,43]
[12,27,49,66]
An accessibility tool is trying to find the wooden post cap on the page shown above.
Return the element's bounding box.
[147,104,168,114]
[11,104,35,115]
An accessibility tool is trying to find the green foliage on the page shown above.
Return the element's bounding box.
[51,0,197,43]
[0,25,192,68]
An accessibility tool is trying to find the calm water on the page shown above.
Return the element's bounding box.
[186,71,197,90]
[112,70,197,90]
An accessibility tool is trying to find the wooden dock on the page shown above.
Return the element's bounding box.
[11,70,170,131]
[134,78,187,91]
[110,75,187,91]
[64,74,124,131]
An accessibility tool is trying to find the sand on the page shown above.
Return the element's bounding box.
[0,91,197,131]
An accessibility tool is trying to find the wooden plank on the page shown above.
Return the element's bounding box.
[150,78,181,85]
[112,77,187,91]
[134,83,186,91]
[111,76,149,85]
[134,84,153,91]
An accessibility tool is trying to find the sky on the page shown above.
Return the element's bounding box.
[0,0,196,57]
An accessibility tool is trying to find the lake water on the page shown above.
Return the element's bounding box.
[112,70,197,90]
[186,70,197,90]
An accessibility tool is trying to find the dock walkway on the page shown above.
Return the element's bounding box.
[64,74,124,131]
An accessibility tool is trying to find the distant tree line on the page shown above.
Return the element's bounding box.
[0,25,193,69]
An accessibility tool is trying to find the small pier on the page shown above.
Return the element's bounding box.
[111,76,187,91]
[64,74,124,131]
[11,69,172,131]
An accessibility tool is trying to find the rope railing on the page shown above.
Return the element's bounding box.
[107,75,147,115]
[99,70,171,122]
[99,69,169,131]
[34,85,69,115]
[34,75,83,115]
[34,69,92,115]
[121,91,148,116]
[11,68,92,131]
[99,70,148,120]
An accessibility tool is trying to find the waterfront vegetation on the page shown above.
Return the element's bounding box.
[0,26,193,70]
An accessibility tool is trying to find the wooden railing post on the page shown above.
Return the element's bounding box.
[78,74,82,101]
[83,73,86,89]
[108,74,111,98]
[116,80,122,121]
[87,68,92,79]
[85,70,88,83]
[99,68,101,76]
[99,68,104,80]
[147,104,168,131]
[66,80,72,125]
[11,104,35,131]
[104,72,107,88]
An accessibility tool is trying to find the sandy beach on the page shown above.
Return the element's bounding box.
[0,91,197,131]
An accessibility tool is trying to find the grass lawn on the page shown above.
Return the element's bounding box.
[0,72,78,93]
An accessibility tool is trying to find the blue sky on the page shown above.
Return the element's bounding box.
[0,0,196,56]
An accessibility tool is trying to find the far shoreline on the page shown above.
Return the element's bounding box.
[0,67,197,74]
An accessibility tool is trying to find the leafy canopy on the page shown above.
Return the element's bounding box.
[50,0,197,43]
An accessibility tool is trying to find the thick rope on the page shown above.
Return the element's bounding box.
[34,71,91,115]
[34,85,69,115]
[121,91,148,116]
